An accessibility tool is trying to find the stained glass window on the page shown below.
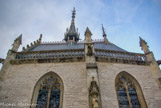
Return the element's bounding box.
[33,73,63,108]
[116,72,146,108]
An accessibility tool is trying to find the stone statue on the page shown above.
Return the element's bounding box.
[92,94,99,108]
[89,77,100,108]
[87,44,93,56]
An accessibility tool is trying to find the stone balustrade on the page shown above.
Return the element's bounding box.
[95,49,147,62]
[15,49,84,60]
[13,49,149,65]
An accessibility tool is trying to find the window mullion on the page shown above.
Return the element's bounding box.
[47,88,51,108]
[125,83,132,108]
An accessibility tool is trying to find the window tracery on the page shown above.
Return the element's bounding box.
[115,72,147,108]
[31,72,63,108]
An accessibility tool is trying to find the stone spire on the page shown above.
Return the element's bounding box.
[64,7,80,42]
[102,24,108,44]
[139,37,150,54]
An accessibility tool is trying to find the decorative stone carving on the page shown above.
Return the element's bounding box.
[11,34,22,52]
[92,94,99,108]
[89,77,100,108]
[87,44,93,56]
[139,37,150,54]
[22,35,42,52]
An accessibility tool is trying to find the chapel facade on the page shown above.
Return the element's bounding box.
[0,8,161,108]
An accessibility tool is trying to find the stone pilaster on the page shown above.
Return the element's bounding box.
[85,27,102,108]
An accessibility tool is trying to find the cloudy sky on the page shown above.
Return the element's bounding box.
[0,0,161,68]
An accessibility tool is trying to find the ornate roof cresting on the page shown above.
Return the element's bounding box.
[22,34,42,52]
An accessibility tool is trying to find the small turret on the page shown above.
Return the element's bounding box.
[64,8,80,43]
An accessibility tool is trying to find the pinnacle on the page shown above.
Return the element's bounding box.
[85,27,92,35]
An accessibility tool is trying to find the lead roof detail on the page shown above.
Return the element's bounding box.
[29,41,127,52]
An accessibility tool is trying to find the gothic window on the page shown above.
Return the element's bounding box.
[115,72,147,108]
[31,72,63,108]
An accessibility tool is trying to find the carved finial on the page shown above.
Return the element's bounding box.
[22,47,25,51]
[34,41,36,45]
[72,7,76,23]
[37,40,39,43]
[139,36,150,53]
[27,44,29,48]
[102,24,106,37]
[39,34,42,42]
[30,42,33,46]
[102,24,108,44]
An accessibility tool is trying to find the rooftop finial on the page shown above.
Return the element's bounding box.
[72,7,76,24]
[102,24,106,37]
[102,24,108,44]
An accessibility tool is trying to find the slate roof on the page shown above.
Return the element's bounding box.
[29,41,127,52]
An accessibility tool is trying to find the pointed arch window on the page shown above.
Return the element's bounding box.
[31,72,63,108]
[115,72,147,108]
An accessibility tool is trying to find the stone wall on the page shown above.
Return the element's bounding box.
[0,62,161,108]
[97,62,161,108]
[0,62,88,108]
